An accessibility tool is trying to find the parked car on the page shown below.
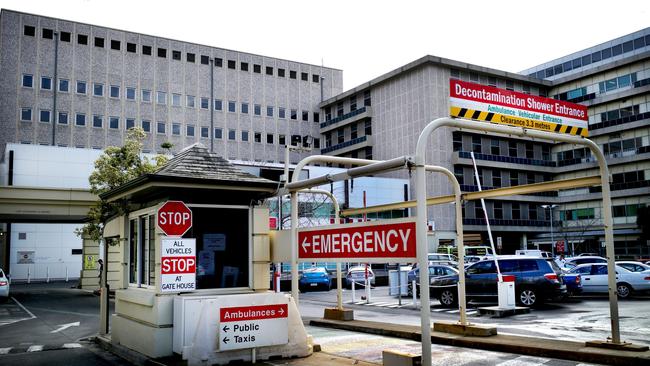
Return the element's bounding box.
[568,263,650,298]
[577,253,600,257]
[0,268,9,302]
[427,253,458,267]
[430,256,566,307]
[345,266,375,288]
[298,267,331,292]
[564,256,607,268]
[562,272,583,296]
[515,250,553,258]
[616,261,650,273]
[407,264,458,296]
[464,256,483,265]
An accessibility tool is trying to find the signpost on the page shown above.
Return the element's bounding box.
[161,238,196,292]
[297,218,417,262]
[449,79,588,137]
[157,201,193,237]
[219,303,289,351]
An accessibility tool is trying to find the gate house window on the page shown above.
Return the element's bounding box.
[129,215,155,286]
[183,206,250,289]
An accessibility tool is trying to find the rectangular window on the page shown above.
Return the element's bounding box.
[453,132,462,151]
[40,110,51,123]
[186,95,195,108]
[94,37,104,48]
[472,136,481,153]
[241,130,249,142]
[290,109,297,120]
[76,113,86,126]
[512,203,521,220]
[302,111,309,122]
[278,107,285,119]
[126,118,135,129]
[510,171,519,186]
[41,76,52,90]
[200,55,209,65]
[494,202,503,219]
[58,79,69,92]
[267,133,274,144]
[78,34,88,45]
[492,169,501,187]
[157,48,167,58]
[364,90,371,106]
[351,124,358,139]
[491,139,500,155]
[228,129,236,140]
[228,101,236,113]
[214,128,222,139]
[267,106,274,117]
[214,99,222,111]
[22,74,33,88]
[266,66,273,75]
[301,72,308,81]
[111,40,120,50]
[42,28,53,39]
[313,138,320,148]
[528,204,538,220]
[186,124,195,137]
[215,58,223,67]
[110,85,120,98]
[279,134,286,145]
[93,83,104,96]
[109,116,119,129]
[365,120,372,135]
[278,68,285,77]
[92,115,103,128]
[337,129,344,144]
[525,142,534,159]
[241,103,249,114]
[127,42,137,53]
[157,122,166,134]
[228,60,236,69]
[289,70,297,79]
[21,108,32,121]
[241,62,248,71]
[157,91,167,104]
[313,112,319,122]
[172,50,181,61]
[128,215,156,286]
[254,132,261,143]
[508,141,517,157]
[172,93,181,107]
[142,89,152,102]
[201,127,209,138]
[142,45,152,55]
[186,53,195,63]
[253,64,261,73]
[254,104,261,116]
[58,112,68,125]
[313,74,320,83]
[201,97,209,109]
[141,120,151,132]
[24,25,35,36]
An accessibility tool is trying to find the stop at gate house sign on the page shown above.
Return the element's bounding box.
[161,238,196,292]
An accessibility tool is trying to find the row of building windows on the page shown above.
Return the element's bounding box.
[450,69,548,97]
[324,91,372,121]
[323,121,372,147]
[454,166,549,188]
[20,75,320,122]
[467,201,549,221]
[554,70,645,103]
[453,133,552,160]
[22,25,321,82]
[527,34,650,79]
[612,203,646,218]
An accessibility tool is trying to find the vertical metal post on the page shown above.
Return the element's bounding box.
[51,31,59,146]
[397,263,402,306]
[550,206,555,256]
[290,191,299,303]
[414,163,432,366]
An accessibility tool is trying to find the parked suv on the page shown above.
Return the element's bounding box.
[430,256,566,307]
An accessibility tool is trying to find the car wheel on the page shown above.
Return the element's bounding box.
[617,283,632,299]
[439,289,457,307]
[518,288,538,307]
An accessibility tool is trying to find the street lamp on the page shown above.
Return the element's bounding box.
[542,204,559,256]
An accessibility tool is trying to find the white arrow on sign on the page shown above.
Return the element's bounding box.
[50,321,80,333]
[301,237,310,252]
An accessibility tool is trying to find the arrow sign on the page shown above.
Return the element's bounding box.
[50,321,80,333]
[222,325,230,333]
[301,237,310,252]
[222,337,230,344]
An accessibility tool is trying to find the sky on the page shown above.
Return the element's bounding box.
[2,0,649,90]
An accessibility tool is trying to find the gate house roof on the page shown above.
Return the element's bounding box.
[101,144,278,202]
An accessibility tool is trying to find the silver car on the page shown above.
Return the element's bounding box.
[0,268,9,302]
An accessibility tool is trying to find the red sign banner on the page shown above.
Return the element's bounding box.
[298,218,417,262]
[220,304,288,322]
[157,201,193,237]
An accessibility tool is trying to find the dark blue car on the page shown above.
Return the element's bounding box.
[299,267,331,292]
[562,272,582,295]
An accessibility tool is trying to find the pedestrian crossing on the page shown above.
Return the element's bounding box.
[348,300,478,315]
[0,343,82,355]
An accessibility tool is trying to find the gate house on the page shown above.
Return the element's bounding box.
[100,145,302,358]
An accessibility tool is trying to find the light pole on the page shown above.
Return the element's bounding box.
[542,204,558,256]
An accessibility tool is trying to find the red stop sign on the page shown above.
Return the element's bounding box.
[157,201,193,236]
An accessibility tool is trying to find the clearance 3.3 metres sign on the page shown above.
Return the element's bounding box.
[449,79,589,137]
[297,218,417,262]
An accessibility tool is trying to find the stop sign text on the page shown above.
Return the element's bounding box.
[157,201,193,236]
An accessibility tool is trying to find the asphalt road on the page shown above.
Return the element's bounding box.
[0,282,131,365]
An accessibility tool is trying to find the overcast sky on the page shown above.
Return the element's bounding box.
[3,0,649,90]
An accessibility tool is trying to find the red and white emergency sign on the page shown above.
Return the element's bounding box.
[297,218,417,262]
[161,238,196,292]
[219,303,289,351]
[449,79,589,137]
[157,201,193,237]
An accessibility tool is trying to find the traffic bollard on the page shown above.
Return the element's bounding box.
[27,267,31,284]
[46,266,50,283]
[366,278,371,304]
[351,280,356,303]
[65,266,68,282]
[412,280,417,307]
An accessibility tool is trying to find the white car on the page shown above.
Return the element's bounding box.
[564,256,607,269]
[568,263,650,298]
[0,268,9,302]
[345,266,375,288]
[616,261,650,273]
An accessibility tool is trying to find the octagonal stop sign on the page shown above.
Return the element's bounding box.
[157,201,193,237]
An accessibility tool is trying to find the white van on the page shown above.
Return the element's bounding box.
[515,249,553,258]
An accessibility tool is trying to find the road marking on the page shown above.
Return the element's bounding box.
[448,309,460,314]
[0,347,11,354]
[432,308,447,312]
[11,297,36,319]
[51,321,80,333]
[27,345,43,352]
[63,343,82,349]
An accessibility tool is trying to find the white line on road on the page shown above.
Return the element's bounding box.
[11,297,36,319]
[51,321,80,333]
[27,345,43,352]
[0,347,11,354]
[63,343,82,348]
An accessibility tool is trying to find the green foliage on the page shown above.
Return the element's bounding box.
[78,128,168,241]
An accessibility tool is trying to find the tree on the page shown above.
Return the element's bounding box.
[78,127,168,241]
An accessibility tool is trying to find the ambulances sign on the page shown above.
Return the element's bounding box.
[161,238,196,292]
[297,218,417,262]
[219,303,288,351]
[449,79,589,137]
